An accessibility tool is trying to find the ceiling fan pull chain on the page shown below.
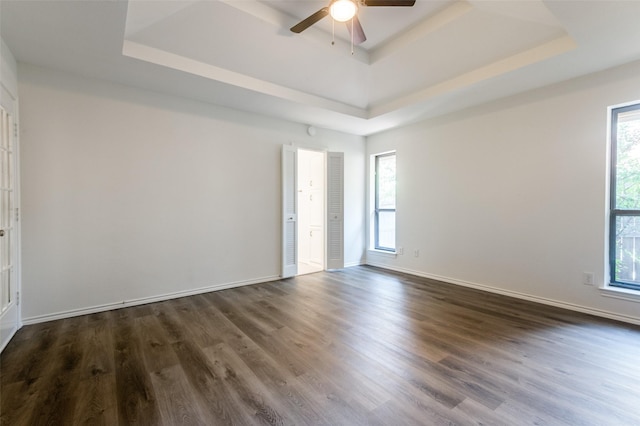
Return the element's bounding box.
[332,19,335,45]
[351,19,354,55]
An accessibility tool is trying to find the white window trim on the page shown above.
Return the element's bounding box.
[369,150,396,253]
[367,248,397,258]
[606,100,640,296]
[600,285,640,302]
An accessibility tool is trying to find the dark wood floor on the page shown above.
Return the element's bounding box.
[2,266,640,425]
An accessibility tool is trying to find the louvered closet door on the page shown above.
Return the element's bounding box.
[326,152,344,270]
[281,145,298,278]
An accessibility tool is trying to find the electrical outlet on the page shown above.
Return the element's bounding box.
[583,272,594,286]
[397,247,404,255]
[414,249,420,258]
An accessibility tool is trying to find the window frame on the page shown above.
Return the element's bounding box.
[374,152,396,252]
[609,102,640,291]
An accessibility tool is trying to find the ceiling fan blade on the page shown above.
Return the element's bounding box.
[364,0,415,6]
[346,15,367,45]
[290,7,329,33]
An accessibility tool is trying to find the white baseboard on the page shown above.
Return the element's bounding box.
[365,261,640,326]
[21,263,365,326]
[23,262,639,327]
[22,275,282,325]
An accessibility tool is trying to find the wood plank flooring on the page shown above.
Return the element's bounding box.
[2,266,640,425]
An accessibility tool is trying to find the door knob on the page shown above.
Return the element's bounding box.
[0,230,4,237]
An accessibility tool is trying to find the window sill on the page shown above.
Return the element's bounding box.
[600,285,640,303]
[367,249,397,258]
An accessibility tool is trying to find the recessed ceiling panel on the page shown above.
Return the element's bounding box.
[6,0,640,135]
[124,0,572,117]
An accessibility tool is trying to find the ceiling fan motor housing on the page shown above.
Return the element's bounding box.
[330,0,359,23]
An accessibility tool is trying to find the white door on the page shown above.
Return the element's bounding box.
[282,145,298,278]
[326,152,344,270]
[0,106,19,351]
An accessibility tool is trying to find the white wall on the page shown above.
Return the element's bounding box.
[367,59,640,323]
[18,63,365,322]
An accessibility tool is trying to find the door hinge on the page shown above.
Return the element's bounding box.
[15,207,19,222]
[13,122,18,138]
[16,291,19,306]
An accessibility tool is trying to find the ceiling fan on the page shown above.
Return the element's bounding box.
[290,0,416,46]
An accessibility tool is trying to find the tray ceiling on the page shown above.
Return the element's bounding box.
[3,1,640,135]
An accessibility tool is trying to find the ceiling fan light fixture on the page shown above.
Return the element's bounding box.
[329,0,358,22]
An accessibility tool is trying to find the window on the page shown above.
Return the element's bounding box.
[610,102,640,291]
[374,152,396,251]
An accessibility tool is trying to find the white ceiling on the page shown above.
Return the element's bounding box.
[2,0,640,135]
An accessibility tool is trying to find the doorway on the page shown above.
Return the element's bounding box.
[282,146,343,278]
[297,149,325,275]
